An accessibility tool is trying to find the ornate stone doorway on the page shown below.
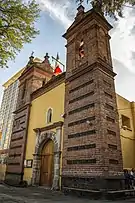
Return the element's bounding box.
[32,129,61,190]
[40,139,54,186]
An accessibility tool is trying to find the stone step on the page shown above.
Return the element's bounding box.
[107,189,135,200]
[62,187,135,200]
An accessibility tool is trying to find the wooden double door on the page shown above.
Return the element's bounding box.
[40,140,54,187]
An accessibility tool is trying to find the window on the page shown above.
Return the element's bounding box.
[47,108,52,124]
[24,159,33,168]
[121,115,131,129]
[79,39,84,58]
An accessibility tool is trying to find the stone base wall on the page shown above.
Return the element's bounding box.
[5,173,22,185]
[62,175,124,191]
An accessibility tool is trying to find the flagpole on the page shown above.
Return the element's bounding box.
[52,56,65,72]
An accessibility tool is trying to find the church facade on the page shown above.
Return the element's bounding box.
[5,6,135,190]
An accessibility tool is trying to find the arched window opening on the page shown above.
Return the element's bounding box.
[47,108,52,124]
[79,39,84,58]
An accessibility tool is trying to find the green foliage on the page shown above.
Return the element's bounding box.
[76,0,135,18]
[0,0,40,68]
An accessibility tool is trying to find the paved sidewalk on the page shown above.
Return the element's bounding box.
[0,184,135,203]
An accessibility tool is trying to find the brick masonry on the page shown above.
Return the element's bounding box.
[62,7,123,190]
[5,60,53,185]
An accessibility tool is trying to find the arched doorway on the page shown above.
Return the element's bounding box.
[32,131,62,189]
[40,139,54,186]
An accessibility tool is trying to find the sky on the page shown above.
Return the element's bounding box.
[0,0,135,104]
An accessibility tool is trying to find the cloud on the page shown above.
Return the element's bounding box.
[130,25,135,35]
[113,58,135,101]
[130,8,135,17]
[37,0,74,28]
[110,6,135,74]
[131,51,135,59]
[109,21,119,35]
[131,51,135,66]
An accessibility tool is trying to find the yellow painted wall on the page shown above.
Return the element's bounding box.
[116,94,135,169]
[23,82,65,184]
[23,83,135,184]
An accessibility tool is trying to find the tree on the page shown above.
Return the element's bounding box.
[0,0,40,68]
[76,0,135,18]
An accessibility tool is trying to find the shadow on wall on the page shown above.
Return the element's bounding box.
[113,58,135,101]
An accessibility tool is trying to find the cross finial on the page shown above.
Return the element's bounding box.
[27,51,34,67]
[43,53,50,64]
[31,51,34,57]
[77,0,84,15]
[29,51,34,61]
[44,53,49,60]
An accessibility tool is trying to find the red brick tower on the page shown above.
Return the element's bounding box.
[5,53,53,185]
[62,5,123,191]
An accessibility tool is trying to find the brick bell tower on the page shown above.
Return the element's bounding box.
[62,5,123,191]
[5,53,53,185]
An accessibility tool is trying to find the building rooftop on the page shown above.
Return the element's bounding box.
[3,68,25,89]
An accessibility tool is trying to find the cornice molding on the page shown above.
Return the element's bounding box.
[33,121,64,133]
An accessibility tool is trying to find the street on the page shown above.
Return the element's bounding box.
[0,184,135,203]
